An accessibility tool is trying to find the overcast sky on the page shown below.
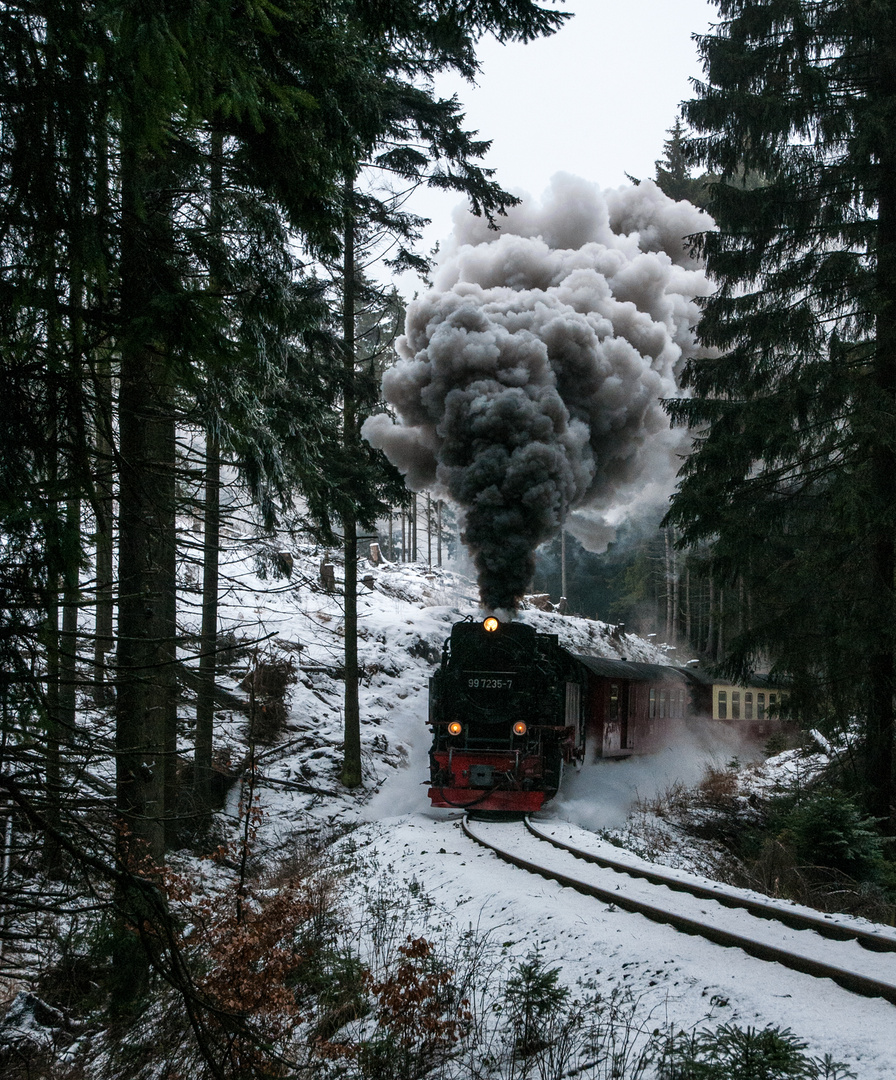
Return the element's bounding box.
[389,0,717,294]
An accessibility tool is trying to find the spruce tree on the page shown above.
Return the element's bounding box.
[654,118,713,208]
[666,0,896,822]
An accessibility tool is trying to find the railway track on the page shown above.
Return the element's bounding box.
[462,816,896,1006]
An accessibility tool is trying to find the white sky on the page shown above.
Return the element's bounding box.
[392,0,717,295]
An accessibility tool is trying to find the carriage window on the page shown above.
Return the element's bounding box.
[649,688,656,718]
[609,684,619,720]
[732,691,741,720]
[678,689,685,718]
[758,692,766,720]
[717,690,727,720]
[659,690,667,719]
[745,692,753,721]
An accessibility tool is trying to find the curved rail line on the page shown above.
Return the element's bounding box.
[462,816,896,1006]
[524,818,896,953]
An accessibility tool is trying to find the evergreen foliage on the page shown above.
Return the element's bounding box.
[778,789,884,879]
[659,1023,855,1080]
[0,0,571,1058]
[654,118,714,209]
[665,0,896,821]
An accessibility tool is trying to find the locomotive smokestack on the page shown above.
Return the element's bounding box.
[363,174,712,611]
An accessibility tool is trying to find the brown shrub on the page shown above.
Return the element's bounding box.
[240,653,297,744]
[698,766,739,809]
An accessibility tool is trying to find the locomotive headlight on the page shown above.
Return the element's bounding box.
[513,721,528,736]
[483,617,499,633]
[448,721,463,736]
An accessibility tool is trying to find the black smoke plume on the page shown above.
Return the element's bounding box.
[363,174,712,611]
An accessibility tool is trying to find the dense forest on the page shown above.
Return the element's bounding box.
[2,0,896,1076]
[0,0,571,1071]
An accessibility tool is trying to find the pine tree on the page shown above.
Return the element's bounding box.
[666,0,896,822]
[301,3,571,788]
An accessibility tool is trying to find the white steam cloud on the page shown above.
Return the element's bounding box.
[363,175,713,610]
[550,719,758,832]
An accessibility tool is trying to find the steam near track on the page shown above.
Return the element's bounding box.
[363,174,713,610]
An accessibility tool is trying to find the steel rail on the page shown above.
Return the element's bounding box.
[524,818,896,954]
[462,816,896,1007]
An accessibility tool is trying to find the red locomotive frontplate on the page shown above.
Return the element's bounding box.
[427,787,547,812]
[429,749,547,810]
[430,750,544,780]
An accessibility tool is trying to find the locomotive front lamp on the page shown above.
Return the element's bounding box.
[513,721,528,736]
[483,617,499,632]
[448,722,463,736]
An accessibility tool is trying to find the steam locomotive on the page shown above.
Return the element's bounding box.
[427,615,695,813]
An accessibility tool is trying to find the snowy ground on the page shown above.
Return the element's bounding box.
[339,814,895,1078]
[189,539,896,1077]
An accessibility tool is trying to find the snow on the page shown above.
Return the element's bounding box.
[184,542,896,1076]
[468,818,896,991]
[335,814,896,1077]
[527,818,896,949]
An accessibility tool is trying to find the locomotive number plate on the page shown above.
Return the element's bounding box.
[465,671,515,690]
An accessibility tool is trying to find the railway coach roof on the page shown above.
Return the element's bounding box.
[678,667,784,689]
[572,655,691,682]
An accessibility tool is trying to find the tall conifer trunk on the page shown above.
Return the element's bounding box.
[160,416,177,849]
[194,128,224,817]
[194,429,220,813]
[341,177,362,788]
[43,385,62,872]
[41,29,64,872]
[91,95,115,706]
[60,21,88,760]
[92,356,115,706]
[116,135,173,865]
[867,148,896,824]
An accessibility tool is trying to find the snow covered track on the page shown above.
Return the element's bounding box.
[462,817,896,1007]
[524,818,896,954]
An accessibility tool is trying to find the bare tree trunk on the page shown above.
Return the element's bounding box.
[707,577,715,660]
[664,527,674,641]
[59,36,88,748]
[560,502,567,602]
[670,533,679,645]
[685,564,692,647]
[738,575,745,636]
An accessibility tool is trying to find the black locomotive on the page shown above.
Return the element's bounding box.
[427,616,696,812]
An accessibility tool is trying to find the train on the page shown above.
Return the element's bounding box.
[427,615,783,813]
